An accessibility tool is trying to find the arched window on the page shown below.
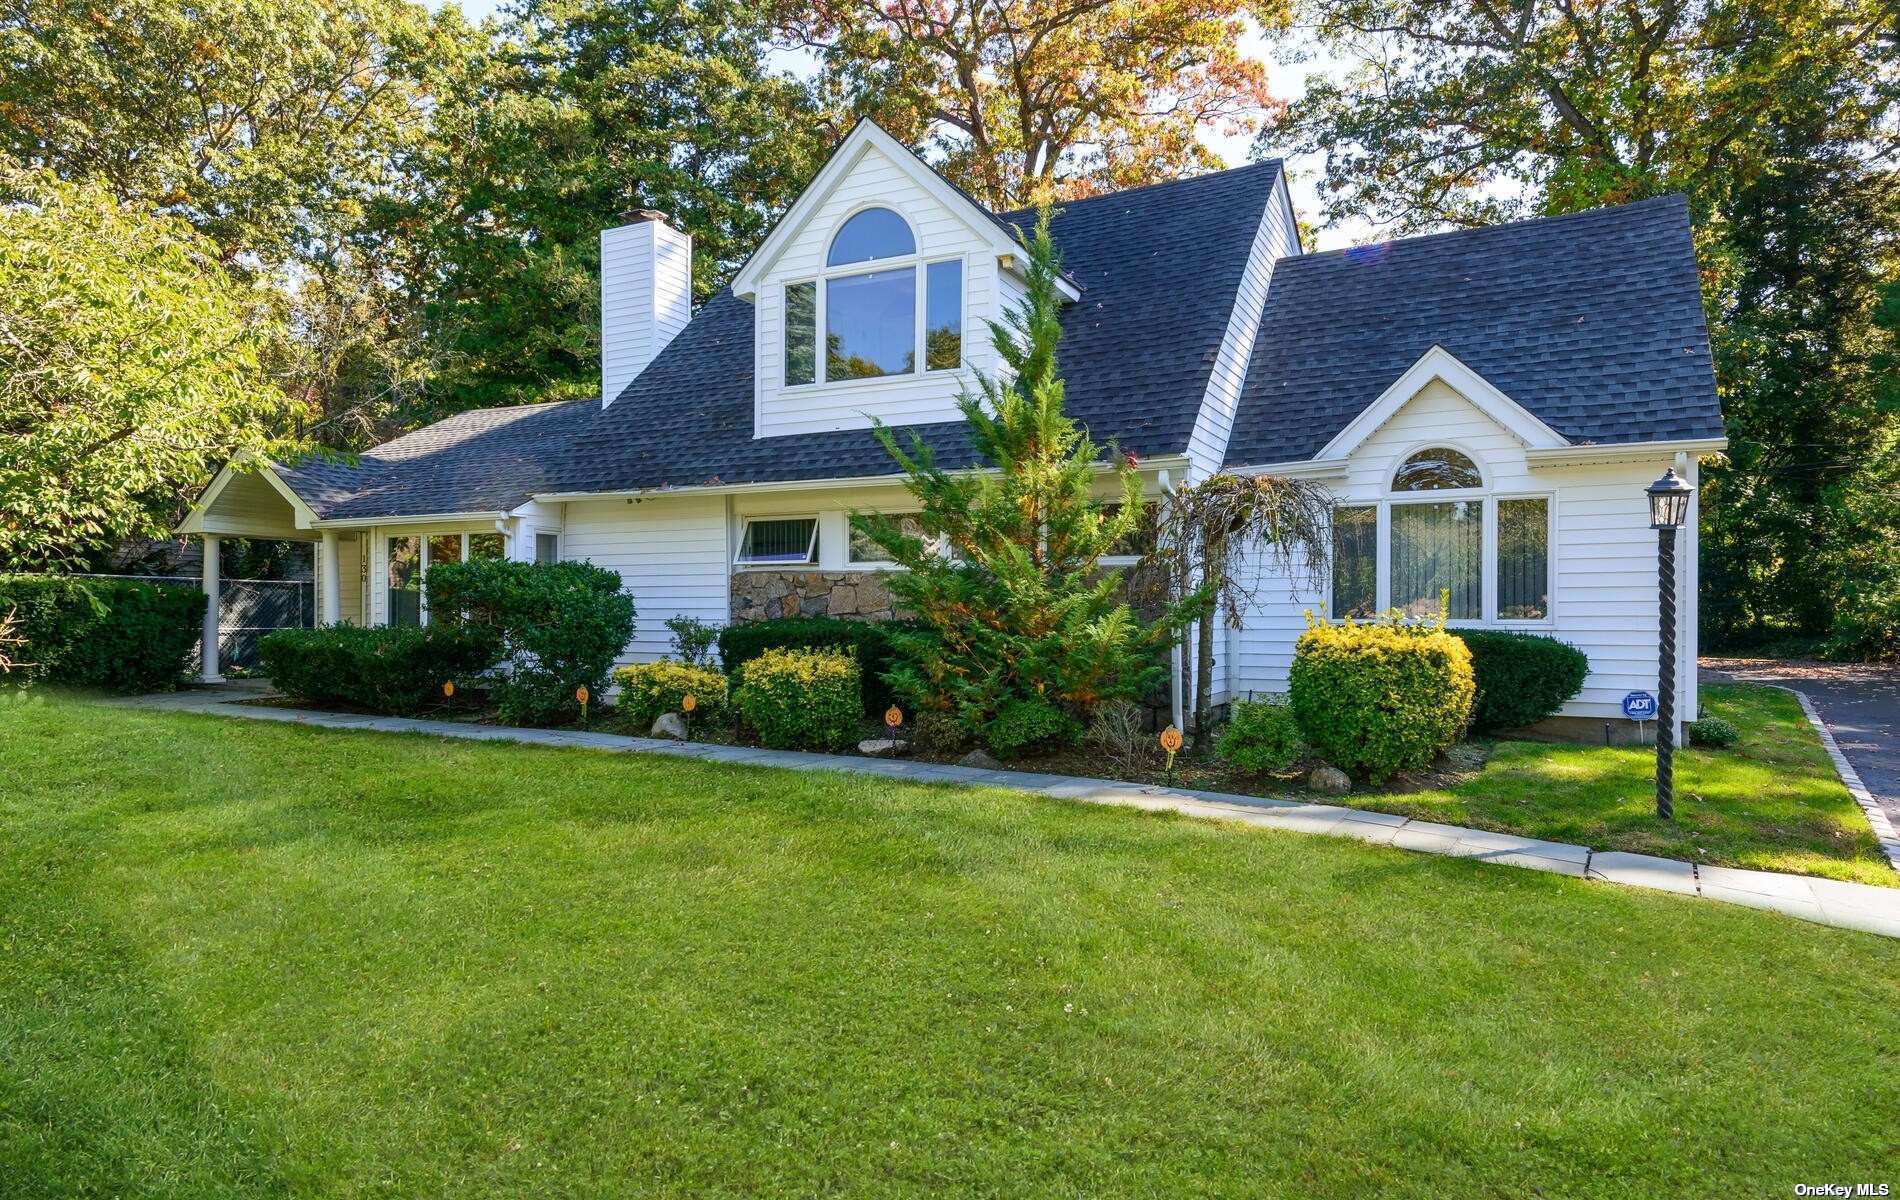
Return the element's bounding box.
[1393,447,1483,490]
[783,208,963,385]
[1330,444,1552,624]
[827,208,915,266]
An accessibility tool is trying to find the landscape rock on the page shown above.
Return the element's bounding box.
[650,712,689,741]
[1307,765,1352,795]
[1436,743,1489,773]
[957,748,1004,771]
[857,737,909,758]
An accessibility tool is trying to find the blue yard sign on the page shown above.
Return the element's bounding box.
[1622,690,1658,721]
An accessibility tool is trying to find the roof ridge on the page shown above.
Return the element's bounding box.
[1286,194,1688,266]
[994,159,1285,224]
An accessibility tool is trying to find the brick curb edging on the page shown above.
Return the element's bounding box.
[121,690,1900,941]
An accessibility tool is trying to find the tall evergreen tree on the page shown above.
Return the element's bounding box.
[862,216,1188,753]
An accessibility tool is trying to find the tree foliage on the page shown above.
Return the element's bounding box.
[780,0,1281,206]
[409,0,829,412]
[1268,0,1900,657]
[0,167,297,569]
[1,0,472,444]
[862,215,1187,746]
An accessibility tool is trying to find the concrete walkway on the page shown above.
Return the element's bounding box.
[121,683,1900,942]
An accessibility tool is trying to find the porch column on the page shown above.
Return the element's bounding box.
[200,534,223,683]
[319,530,341,625]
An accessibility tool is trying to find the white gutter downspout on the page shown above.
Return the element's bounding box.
[1160,468,1184,733]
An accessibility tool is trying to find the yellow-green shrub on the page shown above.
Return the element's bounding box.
[734,647,861,751]
[1287,612,1475,782]
[612,660,726,730]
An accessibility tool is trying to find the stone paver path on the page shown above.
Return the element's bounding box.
[119,684,1900,941]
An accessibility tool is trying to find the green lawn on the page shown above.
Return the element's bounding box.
[2,695,1896,1197]
[1350,684,1894,886]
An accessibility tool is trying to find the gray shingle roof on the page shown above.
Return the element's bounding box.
[268,180,1721,522]
[273,161,1288,518]
[1222,195,1723,467]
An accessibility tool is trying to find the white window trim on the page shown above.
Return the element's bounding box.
[783,208,967,389]
[843,510,950,570]
[1322,445,1558,629]
[533,530,562,566]
[734,514,821,568]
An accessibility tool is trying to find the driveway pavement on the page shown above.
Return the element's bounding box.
[1702,656,1900,837]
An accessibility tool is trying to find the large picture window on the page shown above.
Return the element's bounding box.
[1326,448,1553,626]
[387,536,421,627]
[1331,506,1377,618]
[783,207,963,386]
[1391,500,1483,619]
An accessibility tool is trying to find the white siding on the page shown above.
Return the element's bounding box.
[564,495,729,664]
[1185,172,1300,479]
[1230,379,1698,723]
[203,471,303,538]
[335,532,364,626]
[754,142,1005,437]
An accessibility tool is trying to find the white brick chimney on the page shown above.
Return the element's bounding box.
[600,210,692,408]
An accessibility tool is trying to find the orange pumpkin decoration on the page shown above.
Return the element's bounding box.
[1158,725,1183,754]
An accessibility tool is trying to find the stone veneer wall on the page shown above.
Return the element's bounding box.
[729,570,908,623]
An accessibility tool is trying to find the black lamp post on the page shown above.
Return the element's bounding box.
[1646,467,1693,820]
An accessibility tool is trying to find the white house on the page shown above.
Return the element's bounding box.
[179,120,1726,736]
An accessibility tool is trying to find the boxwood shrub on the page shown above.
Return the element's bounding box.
[612,660,727,731]
[1454,630,1590,732]
[716,616,928,715]
[258,624,501,714]
[0,574,206,692]
[426,559,635,725]
[1288,616,1476,783]
[734,647,861,751]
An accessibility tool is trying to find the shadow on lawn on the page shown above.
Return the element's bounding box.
[0,887,291,1198]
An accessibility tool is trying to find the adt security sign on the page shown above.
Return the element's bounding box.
[1622,690,1658,721]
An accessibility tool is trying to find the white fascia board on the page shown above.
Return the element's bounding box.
[1316,345,1572,461]
[531,455,1193,505]
[175,452,320,535]
[1524,437,1729,468]
[1224,458,1351,482]
[730,120,1027,301]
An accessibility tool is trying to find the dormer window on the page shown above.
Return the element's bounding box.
[783,206,963,386]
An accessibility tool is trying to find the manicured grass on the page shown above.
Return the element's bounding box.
[1,694,1896,1197]
[1351,684,1893,886]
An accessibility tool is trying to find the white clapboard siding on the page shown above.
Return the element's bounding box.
[563,495,730,664]
[1185,171,1301,479]
[1231,379,1698,722]
[755,142,1003,437]
[334,532,364,626]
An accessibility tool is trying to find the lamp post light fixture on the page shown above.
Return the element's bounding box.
[1646,467,1693,820]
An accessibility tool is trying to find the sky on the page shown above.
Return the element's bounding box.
[432,0,1374,250]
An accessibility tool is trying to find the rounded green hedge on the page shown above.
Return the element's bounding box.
[1288,618,1475,783]
[258,624,501,714]
[1217,698,1305,774]
[715,616,929,716]
[0,574,206,693]
[1454,630,1589,732]
[734,647,861,751]
[612,660,727,731]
